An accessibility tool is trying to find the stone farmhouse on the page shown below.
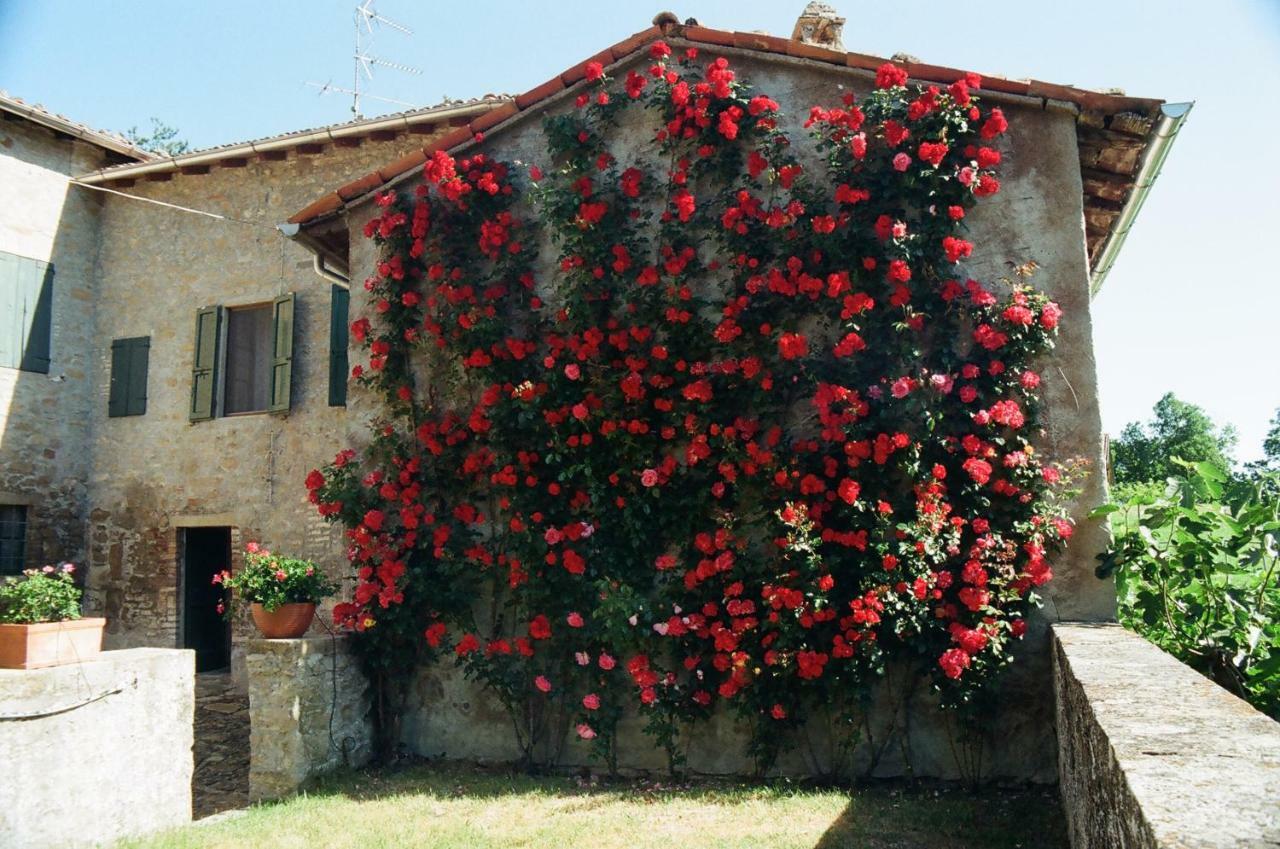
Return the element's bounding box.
[1,10,1189,777]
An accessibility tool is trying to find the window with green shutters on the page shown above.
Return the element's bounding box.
[328,284,349,406]
[108,336,150,417]
[0,250,53,374]
[189,295,294,421]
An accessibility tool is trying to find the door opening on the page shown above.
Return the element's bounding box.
[181,527,231,672]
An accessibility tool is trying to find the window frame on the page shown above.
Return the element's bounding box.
[219,300,275,417]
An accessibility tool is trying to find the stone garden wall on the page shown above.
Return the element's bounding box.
[0,648,194,848]
[1053,623,1280,848]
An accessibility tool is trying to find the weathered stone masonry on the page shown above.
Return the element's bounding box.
[82,130,461,673]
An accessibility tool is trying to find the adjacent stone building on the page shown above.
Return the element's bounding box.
[0,10,1189,779]
[0,94,148,581]
[0,92,509,676]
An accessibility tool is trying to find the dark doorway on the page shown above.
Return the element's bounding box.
[181,527,231,672]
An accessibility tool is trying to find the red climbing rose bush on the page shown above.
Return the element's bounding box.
[308,44,1083,773]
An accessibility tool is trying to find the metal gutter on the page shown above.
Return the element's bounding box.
[76,100,510,185]
[1089,101,1193,296]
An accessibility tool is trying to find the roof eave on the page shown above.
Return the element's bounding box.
[0,98,151,160]
[1088,101,1193,297]
[75,99,511,185]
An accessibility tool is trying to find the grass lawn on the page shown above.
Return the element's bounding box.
[116,762,1067,849]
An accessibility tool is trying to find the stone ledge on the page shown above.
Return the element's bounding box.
[0,648,194,849]
[1052,623,1280,849]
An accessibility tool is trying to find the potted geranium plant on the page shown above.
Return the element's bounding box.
[0,563,105,669]
[216,542,336,638]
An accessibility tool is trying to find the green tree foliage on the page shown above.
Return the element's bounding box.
[123,118,189,156]
[1111,393,1237,487]
[1262,408,1280,470]
[1096,461,1280,718]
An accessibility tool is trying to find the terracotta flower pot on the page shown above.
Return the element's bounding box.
[250,602,316,638]
[0,617,106,669]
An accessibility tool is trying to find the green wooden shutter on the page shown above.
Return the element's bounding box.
[110,336,150,417]
[108,339,128,417]
[190,306,222,422]
[328,285,349,407]
[127,336,150,415]
[0,253,18,369]
[19,262,53,374]
[0,251,53,374]
[268,293,295,414]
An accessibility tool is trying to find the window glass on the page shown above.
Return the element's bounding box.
[223,305,273,414]
[0,505,27,574]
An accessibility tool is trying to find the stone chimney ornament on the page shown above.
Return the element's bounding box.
[792,2,846,52]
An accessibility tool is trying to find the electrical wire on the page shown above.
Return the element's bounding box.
[70,180,278,229]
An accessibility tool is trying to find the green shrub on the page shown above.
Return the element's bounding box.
[0,564,83,624]
[1094,461,1280,718]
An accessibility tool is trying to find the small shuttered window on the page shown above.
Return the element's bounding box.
[328,285,349,406]
[109,336,150,417]
[189,295,295,421]
[0,250,53,374]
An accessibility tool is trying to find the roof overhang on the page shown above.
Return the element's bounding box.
[76,99,510,186]
[0,93,151,160]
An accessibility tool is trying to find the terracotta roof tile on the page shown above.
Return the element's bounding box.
[377,149,428,183]
[611,26,665,59]
[336,171,385,201]
[290,192,344,225]
[731,31,790,54]
[470,102,519,135]
[682,25,735,47]
[427,126,475,155]
[786,39,846,64]
[562,49,618,85]
[517,76,566,110]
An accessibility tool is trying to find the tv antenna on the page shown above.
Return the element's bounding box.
[306,0,421,119]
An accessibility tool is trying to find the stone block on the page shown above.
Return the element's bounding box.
[245,635,372,801]
[0,647,194,848]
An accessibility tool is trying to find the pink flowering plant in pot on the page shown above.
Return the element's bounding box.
[0,564,105,669]
[216,543,337,638]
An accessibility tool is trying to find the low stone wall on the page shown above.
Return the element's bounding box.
[244,636,373,801]
[1052,623,1280,848]
[0,647,194,849]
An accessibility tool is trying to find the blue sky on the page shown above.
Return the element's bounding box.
[2,0,1277,460]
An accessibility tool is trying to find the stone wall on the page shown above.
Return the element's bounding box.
[1053,623,1280,848]
[0,647,194,848]
[0,117,113,571]
[340,48,1115,779]
[82,128,453,671]
[244,636,372,801]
